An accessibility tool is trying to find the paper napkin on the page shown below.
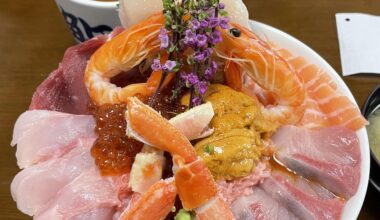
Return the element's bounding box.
[336,13,380,76]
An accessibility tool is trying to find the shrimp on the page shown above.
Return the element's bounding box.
[84,13,164,105]
[122,97,235,219]
[86,11,365,130]
[215,24,307,125]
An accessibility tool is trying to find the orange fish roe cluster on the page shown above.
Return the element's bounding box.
[91,103,143,176]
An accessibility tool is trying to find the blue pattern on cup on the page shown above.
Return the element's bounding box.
[60,6,113,42]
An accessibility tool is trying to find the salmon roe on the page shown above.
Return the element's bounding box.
[90,84,186,176]
[91,103,143,176]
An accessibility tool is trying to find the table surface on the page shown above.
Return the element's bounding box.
[1,0,380,219]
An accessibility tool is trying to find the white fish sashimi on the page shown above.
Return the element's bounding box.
[34,169,129,220]
[11,110,65,146]
[119,0,250,29]
[12,110,96,168]
[11,138,96,216]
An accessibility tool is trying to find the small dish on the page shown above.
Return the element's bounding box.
[362,85,380,192]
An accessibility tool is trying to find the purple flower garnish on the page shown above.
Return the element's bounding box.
[218,3,225,9]
[204,67,214,80]
[200,20,209,29]
[205,61,217,80]
[203,48,213,59]
[184,29,196,46]
[163,60,177,72]
[197,81,208,95]
[185,29,195,38]
[208,17,219,28]
[151,58,162,71]
[196,34,208,48]
[191,19,200,30]
[159,28,169,49]
[193,51,206,62]
[191,97,202,106]
[209,29,222,45]
[219,17,229,29]
[187,73,199,85]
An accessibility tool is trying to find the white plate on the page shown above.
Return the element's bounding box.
[249,20,370,220]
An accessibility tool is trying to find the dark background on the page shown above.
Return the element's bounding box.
[1,0,379,219]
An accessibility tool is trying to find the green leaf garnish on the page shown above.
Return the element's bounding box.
[204,144,213,154]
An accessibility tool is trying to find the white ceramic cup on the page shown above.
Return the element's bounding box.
[54,0,121,42]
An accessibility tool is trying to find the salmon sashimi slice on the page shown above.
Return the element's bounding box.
[273,45,367,130]
[297,98,329,128]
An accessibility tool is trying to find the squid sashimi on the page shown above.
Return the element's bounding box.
[12,110,96,168]
[271,125,361,198]
[11,138,95,216]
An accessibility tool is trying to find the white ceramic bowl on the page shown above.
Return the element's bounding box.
[249,20,369,220]
[54,0,120,42]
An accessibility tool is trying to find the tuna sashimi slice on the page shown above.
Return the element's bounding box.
[260,170,344,220]
[29,35,106,115]
[34,168,129,220]
[29,28,124,115]
[11,110,96,168]
[11,138,95,216]
[231,187,299,220]
[271,125,360,198]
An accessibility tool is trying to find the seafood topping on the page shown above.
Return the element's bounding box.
[231,187,299,220]
[271,125,361,198]
[260,170,344,220]
[91,103,143,176]
[195,85,276,180]
[11,110,96,169]
[29,28,124,115]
